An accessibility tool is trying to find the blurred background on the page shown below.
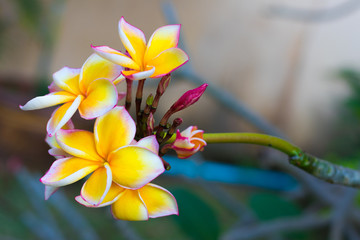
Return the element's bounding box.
[1,0,360,239]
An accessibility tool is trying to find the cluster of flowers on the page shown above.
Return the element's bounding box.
[20,17,207,221]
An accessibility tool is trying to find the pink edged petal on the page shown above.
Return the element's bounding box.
[92,45,140,70]
[20,91,76,111]
[108,146,164,189]
[45,120,74,148]
[139,183,178,218]
[79,53,123,93]
[118,91,126,101]
[136,135,159,154]
[113,74,125,85]
[78,78,118,119]
[76,182,125,207]
[48,81,62,92]
[144,24,180,64]
[80,163,112,206]
[48,148,69,159]
[111,189,149,221]
[40,157,101,187]
[147,48,188,78]
[94,106,136,158]
[56,129,103,162]
[122,66,155,81]
[44,185,59,200]
[53,67,81,95]
[46,95,83,136]
[118,17,146,66]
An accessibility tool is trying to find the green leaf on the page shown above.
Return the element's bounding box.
[171,188,220,240]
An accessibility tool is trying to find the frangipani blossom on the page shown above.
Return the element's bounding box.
[92,17,188,81]
[172,126,206,159]
[75,136,178,221]
[40,107,164,206]
[20,54,124,136]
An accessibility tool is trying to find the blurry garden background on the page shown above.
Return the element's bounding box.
[1,0,360,239]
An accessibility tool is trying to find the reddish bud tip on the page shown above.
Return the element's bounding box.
[170,83,208,113]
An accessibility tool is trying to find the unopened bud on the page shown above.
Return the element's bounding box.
[169,83,208,113]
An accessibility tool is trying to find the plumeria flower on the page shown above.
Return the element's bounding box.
[40,107,165,206]
[20,54,124,136]
[75,135,178,221]
[171,126,207,159]
[92,17,188,81]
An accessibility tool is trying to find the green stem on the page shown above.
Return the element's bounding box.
[201,132,360,189]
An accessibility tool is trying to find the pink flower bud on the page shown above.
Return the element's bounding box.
[169,84,208,113]
[171,126,206,159]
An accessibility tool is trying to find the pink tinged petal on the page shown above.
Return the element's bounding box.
[108,146,164,189]
[48,81,62,92]
[20,91,76,111]
[46,95,83,136]
[94,106,136,158]
[45,120,74,148]
[76,182,125,207]
[169,83,208,113]
[111,189,149,221]
[44,185,59,200]
[122,66,155,81]
[56,129,103,162]
[48,148,69,158]
[53,67,81,95]
[147,48,189,78]
[118,91,126,101]
[113,74,125,85]
[118,17,146,67]
[80,163,112,206]
[136,135,159,154]
[144,24,180,64]
[79,53,123,93]
[78,78,118,119]
[92,45,140,70]
[139,183,178,218]
[40,157,101,187]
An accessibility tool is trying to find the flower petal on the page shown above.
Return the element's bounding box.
[118,17,146,67]
[108,146,164,189]
[79,53,123,93]
[20,92,76,111]
[45,120,74,148]
[147,48,188,78]
[56,129,103,162]
[136,135,159,154]
[139,183,178,218]
[113,74,125,85]
[80,163,112,206]
[46,95,83,136]
[94,106,136,158]
[40,157,101,187]
[76,182,125,207]
[122,66,155,81]
[78,78,118,119]
[53,67,81,95]
[92,45,140,70]
[111,189,148,221]
[44,185,59,200]
[144,24,180,64]
[48,148,69,158]
[48,81,62,92]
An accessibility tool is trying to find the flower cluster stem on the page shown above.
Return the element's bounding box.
[125,79,132,111]
[201,132,360,189]
[135,79,145,123]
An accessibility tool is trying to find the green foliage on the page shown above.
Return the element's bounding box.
[14,0,43,33]
[171,188,220,240]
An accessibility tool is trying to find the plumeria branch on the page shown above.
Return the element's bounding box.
[196,133,360,189]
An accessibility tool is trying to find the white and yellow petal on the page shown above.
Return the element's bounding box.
[92,45,140,70]
[147,48,188,78]
[20,91,76,111]
[111,189,148,221]
[94,106,136,158]
[139,183,178,218]
[78,78,118,119]
[40,157,101,187]
[80,163,112,206]
[122,66,155,81]
[136,135,159,154]
[55,129,103,162]
[144,24,180,64]
[79,53,122,93]
[108,146,164,189]
[53,67,81,95]
[46,95,83,136]
[118,17,146,66]
[76,182,125,207]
